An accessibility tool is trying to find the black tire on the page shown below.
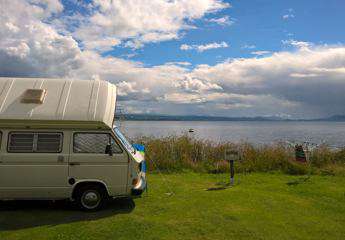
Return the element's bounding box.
[75,185,107,211]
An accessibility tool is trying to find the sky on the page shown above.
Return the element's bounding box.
[0,0,345,119]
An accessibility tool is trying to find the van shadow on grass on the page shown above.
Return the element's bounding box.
[0,197,135,231]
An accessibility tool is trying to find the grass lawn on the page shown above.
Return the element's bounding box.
[1,172,345,240]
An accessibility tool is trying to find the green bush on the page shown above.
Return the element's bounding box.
[282,161,309,175]
[133,135,345,175]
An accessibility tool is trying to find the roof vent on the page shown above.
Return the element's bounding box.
[21,89,47,104]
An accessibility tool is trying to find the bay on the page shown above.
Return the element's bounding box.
[117,121,345,148]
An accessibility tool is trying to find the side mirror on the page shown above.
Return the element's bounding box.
[105,144,113,156]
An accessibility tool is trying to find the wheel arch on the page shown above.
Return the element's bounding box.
[71,180,110,200]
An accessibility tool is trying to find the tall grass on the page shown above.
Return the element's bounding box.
[134,135,345,175]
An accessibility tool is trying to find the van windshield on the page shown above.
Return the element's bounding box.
[113,127,135,154]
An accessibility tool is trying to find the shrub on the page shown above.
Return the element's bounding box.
[133,135,345,175]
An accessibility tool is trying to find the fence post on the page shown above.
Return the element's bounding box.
[225,149,239,185]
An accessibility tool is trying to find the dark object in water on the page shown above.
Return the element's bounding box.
[295,144,307,163]
[188,128,194,133]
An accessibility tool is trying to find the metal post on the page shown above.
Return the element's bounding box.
[230,160,234,185]
[225,149,238,186]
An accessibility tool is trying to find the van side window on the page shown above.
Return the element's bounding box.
[8,133,35,152]
[8,132,62,153]
[74,133,122,154]
[36,133,63,152]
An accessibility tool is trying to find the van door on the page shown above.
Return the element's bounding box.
[69,132,128,195]
[0,131,70,199]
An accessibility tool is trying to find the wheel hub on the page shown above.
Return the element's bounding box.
[82,191,100,209]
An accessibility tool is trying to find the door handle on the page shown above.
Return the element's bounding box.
[69,162,80,166]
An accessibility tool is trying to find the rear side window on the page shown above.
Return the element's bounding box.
[8,133,34,152]
[8,132,62,153]
[74,133,122,154]
[36,133,63,152]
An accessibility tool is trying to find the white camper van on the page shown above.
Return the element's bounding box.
[0,77,146,211]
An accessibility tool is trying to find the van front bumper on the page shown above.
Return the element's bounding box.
[131,189,143,196]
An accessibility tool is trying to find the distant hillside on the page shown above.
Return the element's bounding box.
[319,115,345,121]
[114,114,345,121]
[114,114,287,121]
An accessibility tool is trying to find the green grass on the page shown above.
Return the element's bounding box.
[1,172,345,240]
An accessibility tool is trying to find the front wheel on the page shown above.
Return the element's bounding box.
[75,185,107,211]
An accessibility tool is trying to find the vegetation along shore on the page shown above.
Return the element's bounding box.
[135,135,345,176]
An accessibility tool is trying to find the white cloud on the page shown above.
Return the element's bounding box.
[215,103,252,109]
[282,8,295,20]
[251,51,271,56]
[180,41,229,52]
[174,75,223,93]
[290,73,319,78]
[4,22,20,33]
[282,39,312,50]
[165,61,192,66]
[0,0,82,77]
[159,93,207,104]
[2,1,345,118]
[84,38,121,52]
[121,53,137,59]
[242,44,256,49]
[180,44,192,51]
[73,0,230,50]
[187,45,345,116]
[117,81,139,96]
[117,81,150,97]
[5,42,31,59]
[29,0,64,17]
[208,16,234,26]
[282,14,294,19]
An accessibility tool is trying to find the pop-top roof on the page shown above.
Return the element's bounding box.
[0,77,117,129]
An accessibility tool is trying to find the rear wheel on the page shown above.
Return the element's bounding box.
[75,185,107,211]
